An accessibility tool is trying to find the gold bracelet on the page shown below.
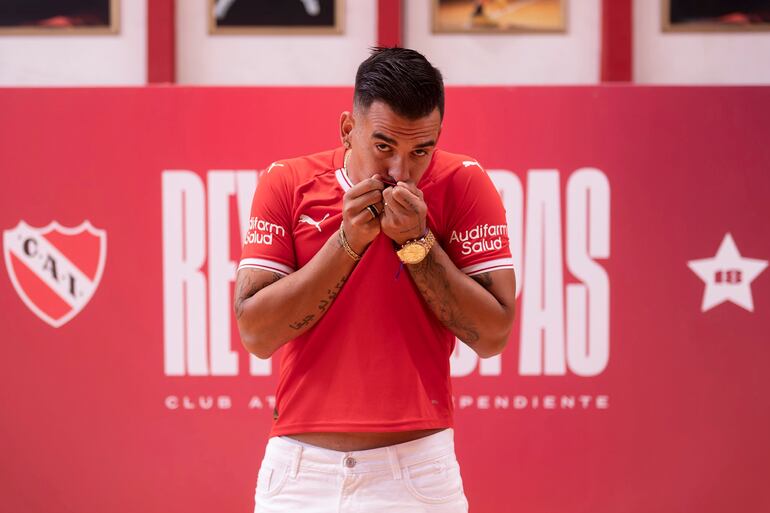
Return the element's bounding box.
[338,225,361,262]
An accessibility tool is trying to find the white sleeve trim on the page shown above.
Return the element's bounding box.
[237,258,294,276]
[461,258,515,277]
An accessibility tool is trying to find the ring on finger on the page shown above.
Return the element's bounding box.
[366,204,379,219]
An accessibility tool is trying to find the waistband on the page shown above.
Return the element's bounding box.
[262,429,456,479]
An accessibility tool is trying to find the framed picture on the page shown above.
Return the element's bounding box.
[210,0,344,35]
[0,0,119,35]
[663,0,770,32]
[433,0,566,34]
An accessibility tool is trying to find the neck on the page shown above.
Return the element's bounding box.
[343,149,360,185]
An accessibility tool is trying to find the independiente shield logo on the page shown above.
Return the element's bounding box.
[3,220,107,328]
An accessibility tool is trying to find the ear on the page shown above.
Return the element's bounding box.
[339,111,355,148]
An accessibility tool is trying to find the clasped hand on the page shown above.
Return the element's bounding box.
[342,177,427,254]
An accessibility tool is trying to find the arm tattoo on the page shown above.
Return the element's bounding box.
[234,272,282,320]
[290,274,349,330]
[317,275,348,313]
[409,252,480,344]
[289,314,315,330]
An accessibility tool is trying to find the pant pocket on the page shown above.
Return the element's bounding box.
[403,455,465,504]
[254,460,291,499]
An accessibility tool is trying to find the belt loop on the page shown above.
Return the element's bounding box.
[290,444,302,478]
[386,446,402,480]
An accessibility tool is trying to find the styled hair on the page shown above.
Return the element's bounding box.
[354,47,445,120]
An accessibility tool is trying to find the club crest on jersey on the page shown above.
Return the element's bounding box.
[3,220,107,328]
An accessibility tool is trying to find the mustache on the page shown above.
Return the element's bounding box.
[376,176,398,187]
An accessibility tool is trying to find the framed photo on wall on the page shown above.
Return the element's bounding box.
[663,0,770,32]
[433,0,566,34]
[210,0,344,35]
[0,0,119,35]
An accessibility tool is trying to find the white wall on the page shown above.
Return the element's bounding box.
[176,0,377,85]
[635,0,770,84]
[0,0,146,86]
[177,0,600,86]
[3,0,768,87]
[404,0,601,85]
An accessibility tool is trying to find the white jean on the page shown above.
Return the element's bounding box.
[253,428,469,512]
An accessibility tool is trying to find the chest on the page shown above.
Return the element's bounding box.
[291,192,344,268]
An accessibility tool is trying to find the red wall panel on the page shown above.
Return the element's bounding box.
[1,87,769,512]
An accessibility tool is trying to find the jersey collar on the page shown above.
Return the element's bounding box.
[335,167,353,192]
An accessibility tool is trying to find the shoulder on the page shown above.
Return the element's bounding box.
[432,149,484,172]
[424,149,490,192]
[264,148,340,183]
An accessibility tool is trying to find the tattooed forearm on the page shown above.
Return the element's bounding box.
[289,314,315,330]
[289,274,349,331]
[234,271,282,319]
[409,252,480,344]
[318,275,348,313]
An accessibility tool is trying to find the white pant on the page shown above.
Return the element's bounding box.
[254,429,469,512]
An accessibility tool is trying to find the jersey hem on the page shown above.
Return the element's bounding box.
[270,418,453,437]
[238,257,294,275]
[460,257,515,276]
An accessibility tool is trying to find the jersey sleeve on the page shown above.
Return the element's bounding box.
[238,162,296,276]
[442,161,514,276]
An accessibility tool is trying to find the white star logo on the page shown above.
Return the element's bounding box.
[687,233,767,312]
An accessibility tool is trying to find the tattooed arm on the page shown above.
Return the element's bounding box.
[407,245,516,358]
[382,180,516,358]
[234,177,385,359]
[233,233,356,359]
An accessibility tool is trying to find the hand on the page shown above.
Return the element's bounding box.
[342,177,385,254]
[381,181,428,246]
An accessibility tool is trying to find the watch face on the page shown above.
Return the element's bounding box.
[400,243,427,264]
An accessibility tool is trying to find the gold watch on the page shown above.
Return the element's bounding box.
[396,229,436,264]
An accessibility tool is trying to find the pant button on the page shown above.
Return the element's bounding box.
[344,456,356,468]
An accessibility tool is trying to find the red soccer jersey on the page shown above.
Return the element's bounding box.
[239,147,514,436]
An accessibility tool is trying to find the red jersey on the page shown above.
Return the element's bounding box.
[239,147,513,436]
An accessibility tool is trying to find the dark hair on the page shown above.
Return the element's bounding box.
[354,47,445,120]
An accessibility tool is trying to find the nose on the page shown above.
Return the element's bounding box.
[387,155,409,183]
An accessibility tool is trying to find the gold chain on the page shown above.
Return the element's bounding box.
[338,225,361,262]
[343,149,352,181]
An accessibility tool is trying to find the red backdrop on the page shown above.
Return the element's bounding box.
[1,87,769,513]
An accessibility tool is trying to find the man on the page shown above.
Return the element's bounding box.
[234,47,516,512]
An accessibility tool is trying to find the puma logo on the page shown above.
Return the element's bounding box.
[299,213,329,232]
[462,160,482,169]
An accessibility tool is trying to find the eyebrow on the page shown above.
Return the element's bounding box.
[372,131,436,149]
